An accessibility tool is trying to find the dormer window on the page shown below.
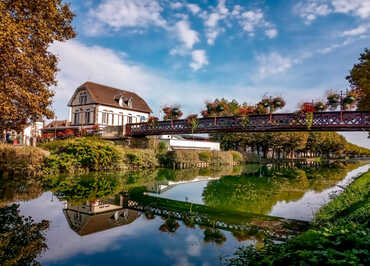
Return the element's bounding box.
[79,91,87,104]
[127,98,133,108]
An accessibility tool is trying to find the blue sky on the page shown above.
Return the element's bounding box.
[50,0,370,147]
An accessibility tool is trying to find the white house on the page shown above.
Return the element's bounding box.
[159,135,220,151]
[67,81,152,128]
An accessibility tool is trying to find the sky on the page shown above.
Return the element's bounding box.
[50,0,370,148]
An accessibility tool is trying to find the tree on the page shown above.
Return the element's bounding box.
[0,0,75,133]
[0,204,49,265]
[346,48,370,110]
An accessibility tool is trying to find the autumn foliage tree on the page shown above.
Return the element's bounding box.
[346,48,370,110]
[0,0,75,133]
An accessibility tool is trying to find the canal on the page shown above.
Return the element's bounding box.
[1,162,369,265]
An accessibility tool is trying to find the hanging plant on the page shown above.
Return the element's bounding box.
[163,106,183,120]
[314,101,327,112]
[148,116,159,128]
[305,112,313,130]
[186,114,199,137]
[272,97,286,109]
[260,98,270,108]
[326,92,340,110]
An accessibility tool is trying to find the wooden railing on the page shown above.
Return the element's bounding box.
[126,111,370,136]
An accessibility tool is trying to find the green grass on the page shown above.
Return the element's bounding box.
[224,170,370,266]
[314,171,370,226]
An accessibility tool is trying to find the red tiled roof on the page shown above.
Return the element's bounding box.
[45,120,70,128]
[70,82,152,114]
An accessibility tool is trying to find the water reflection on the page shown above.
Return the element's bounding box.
[0,162,368,265]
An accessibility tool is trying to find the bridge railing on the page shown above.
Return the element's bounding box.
[126,111,370,136]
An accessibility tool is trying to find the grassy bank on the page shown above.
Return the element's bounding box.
[225,170,370,265]
[162,149,243,169]
[0,144,48,177]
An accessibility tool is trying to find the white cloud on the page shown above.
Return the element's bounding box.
[342,24,370,36]
[331,0,370,18]
[265,28,278,38]
[190,50,209,71]
[187,4,201,15]
[174,20,199,49]
[295,0,370,24]
[87,0,166,34]
[257,52,293,78]
[49,40,219,119]
[170,2,183,10]
[237,9,278,38]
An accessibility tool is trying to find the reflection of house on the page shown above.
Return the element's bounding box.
[159,135,220,151]
[63,198,140,236]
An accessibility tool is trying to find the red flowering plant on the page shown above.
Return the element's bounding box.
[148,116,159,128]
[298,103,315,129]
[186,114,199,139]
[201,100,229,125]
[326,92,340,110]
[314,101,328,112]
[343,89,359,110]
[163,106,183,120]
[64,128,74,137]
[57,131,65,138]
[257,96,286,114]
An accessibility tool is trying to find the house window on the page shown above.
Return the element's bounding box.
[127,115,132,124]
[85,110,90,124]
[74,112,80,125]
[141,116,146,122]
[102,112,108,124]
[108,113,113,125]
[128,98,133,108]
[79,92,87,104]
[118,113,123,126]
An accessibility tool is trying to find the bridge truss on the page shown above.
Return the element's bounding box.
[126,111,370,137]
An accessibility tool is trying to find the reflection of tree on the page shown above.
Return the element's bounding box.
[203,228,227,245]
[202,167,310,214]
[51,174,119,204]
[0,177,43,208]
[158,216,180,233]
[0,204,49,265]
[203,164,362,215]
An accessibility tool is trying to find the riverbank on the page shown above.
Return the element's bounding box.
[225,170,370,265]
[0,137,244,177]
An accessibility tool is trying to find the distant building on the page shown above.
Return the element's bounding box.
[159,135,220,151]
[5,120,44,146]
[68,81,152,128]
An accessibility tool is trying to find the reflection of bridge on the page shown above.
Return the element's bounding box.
[63,194,308,238]
[126,111,370,136]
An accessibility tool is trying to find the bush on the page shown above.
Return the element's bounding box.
[231,151,243,162]
[199,151,211,162]
[122,148,159,168]
[0,144,47,177]
[40,137,121,173]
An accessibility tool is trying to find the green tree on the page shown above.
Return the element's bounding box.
[346,48,370,110]
[0,0,75,133]
[0,204,49,265]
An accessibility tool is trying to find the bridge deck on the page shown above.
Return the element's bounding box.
[126,111,370,136]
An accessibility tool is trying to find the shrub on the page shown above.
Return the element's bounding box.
[199,151,211,162]
[40,137,121,173]
[0,144,47,177]
[231,151,243,162]
[122,148,159,168]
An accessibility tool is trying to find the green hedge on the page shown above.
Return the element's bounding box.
[41,137,121,173]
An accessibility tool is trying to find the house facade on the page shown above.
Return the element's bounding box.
[67,81,152,128]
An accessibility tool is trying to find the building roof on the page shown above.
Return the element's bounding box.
[44,120,70,128]
[69,81,152,114]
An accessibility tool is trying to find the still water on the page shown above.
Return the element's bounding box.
[1,162,369,265]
